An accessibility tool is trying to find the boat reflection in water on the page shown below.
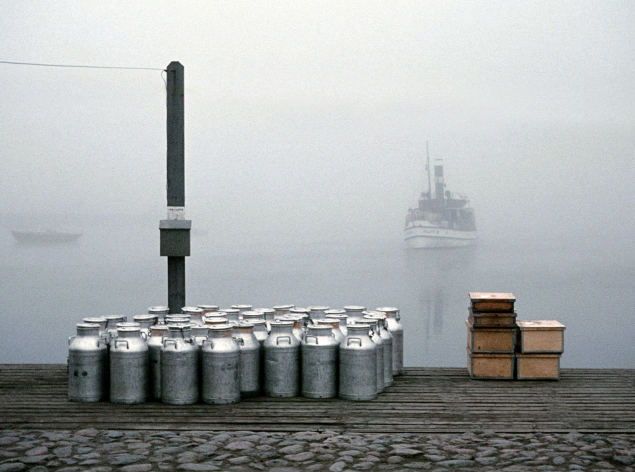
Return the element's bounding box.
[403,246,477,366]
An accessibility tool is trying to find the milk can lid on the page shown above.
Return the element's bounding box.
[181,306,203,314]
[133,314,158,322]
[376,306,398,312]
[117,322,140,328]
[77,322,101,329]
[344,306,366,311]
[309,306,330,312]
[273,304,295,310]
[148,306,169,314]
[198,305,219,310]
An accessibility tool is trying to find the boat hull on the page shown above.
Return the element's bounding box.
[404,224,477,249]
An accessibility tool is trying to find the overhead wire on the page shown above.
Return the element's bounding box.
[0,60,165,71]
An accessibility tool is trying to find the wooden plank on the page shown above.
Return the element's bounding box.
[0,364,633,433]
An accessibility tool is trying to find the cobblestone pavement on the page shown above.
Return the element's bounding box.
[1,428,634,472]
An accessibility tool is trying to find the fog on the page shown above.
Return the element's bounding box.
[1,2,634,365]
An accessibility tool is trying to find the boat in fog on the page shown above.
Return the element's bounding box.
[11,229,82,245]
[404,147,477,249]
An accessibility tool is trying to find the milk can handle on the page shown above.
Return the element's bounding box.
[396,311,401,321]
[114,339,129,350]
[97,338,107,348]
[202,339,212,349]
[304,335,318,345]
[276,336,292,345]
[140,331,147,340]
[347,337,362,347]
[234,337,244,346]
[68,336,76,345]
[163,338,177,348]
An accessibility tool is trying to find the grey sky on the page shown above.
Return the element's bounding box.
[1,1,634,249]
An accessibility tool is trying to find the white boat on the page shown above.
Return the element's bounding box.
[404,146,477,249]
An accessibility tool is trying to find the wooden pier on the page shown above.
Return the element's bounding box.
[1,365,634,434]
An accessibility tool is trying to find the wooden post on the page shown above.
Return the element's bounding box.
[160,61,190,314]
[166,61,184,208]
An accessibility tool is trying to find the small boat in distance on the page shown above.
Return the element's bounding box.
[404,144,477,249]
[11,229,82,245]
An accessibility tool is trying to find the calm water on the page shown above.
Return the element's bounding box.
[1,220,634,368]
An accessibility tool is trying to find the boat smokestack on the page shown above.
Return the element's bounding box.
[434,160,444,201]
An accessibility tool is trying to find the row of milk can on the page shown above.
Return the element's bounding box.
[68,304,404,404]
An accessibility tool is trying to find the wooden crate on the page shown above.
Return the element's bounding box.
[516,320,565,353]
[516,353,561,380]
[468,307,517,328]
[466,320,516,353]
[467,348,515,380]
[469,292,515,313]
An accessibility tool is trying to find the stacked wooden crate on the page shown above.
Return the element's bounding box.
[516,320,565,380]
[466,292,565,380]
[466,292,517,379]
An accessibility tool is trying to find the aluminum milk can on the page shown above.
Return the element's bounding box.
[203,315,229,327]
[264,321,301,397]
[302,325,339,399]
[308,306,330,323]
[191,325,209,347]
[83,317,109,344]
[109,325,149,404]
[289,308,310,325]
[256,308,275,331]
[344,306,366,324]
[254,307,274,320]
[198,304,219,315]
[232,321,261,398]
[166,314,190,325]
[201,325,241,404]
[242,311,265,322]
[220,308,240,324]
[279,314,305,341]
[317,318,345,344]
[68,323,108,402]
[181,307,204,326]
[104,315,126,343]
[376,307,404,375]
[161,324,199,405]
[250,319,269,346]
[339,324,377,401]
[231,304,252,315]
[273,304,294,318]
[325,311,348,337]
[361,318,384,393]
[148,306,169,324]
[116,322,143,339]
[146,324,169,400]
[133,314,158,339]
[364,313,394,387]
